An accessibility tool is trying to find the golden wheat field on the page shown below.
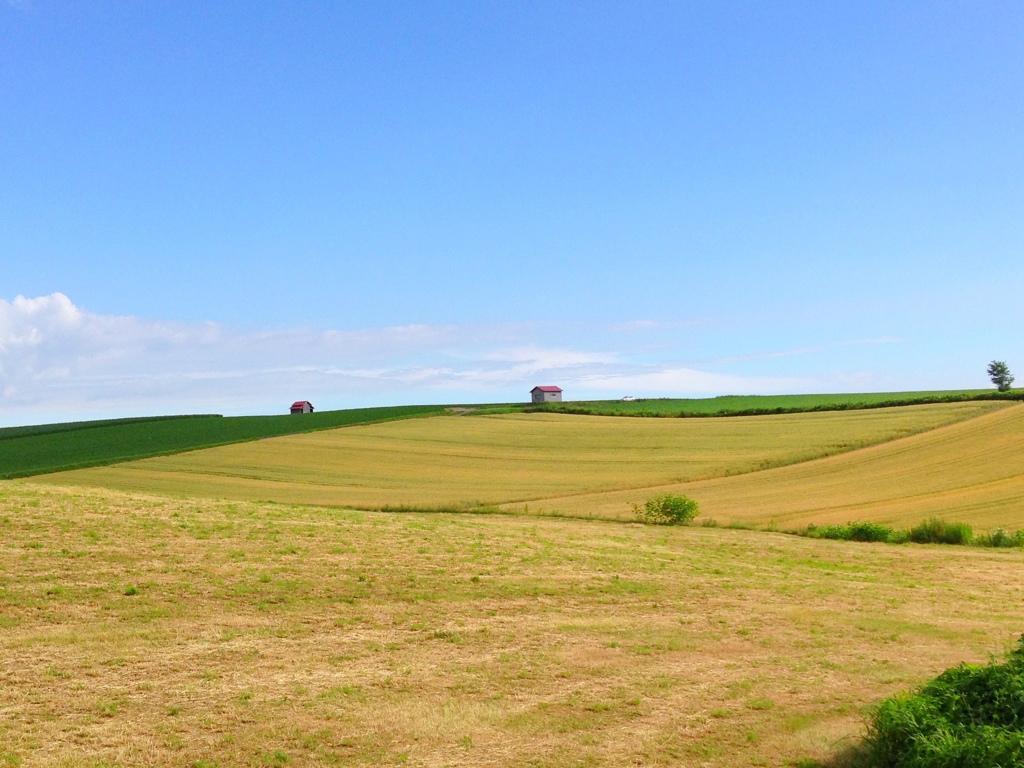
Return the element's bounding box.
[34,402,1005,515]
[539,403,1024,530]
[2,481,1023,768]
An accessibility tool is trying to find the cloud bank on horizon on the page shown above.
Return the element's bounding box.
[0,293,827,424]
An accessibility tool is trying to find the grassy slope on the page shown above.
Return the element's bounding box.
[539,403,1024,531]
[2,481,1022,767]
[0,405,450,479]
[32,402,1004,509]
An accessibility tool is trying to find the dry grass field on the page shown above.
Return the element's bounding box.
[540,403,1024,531]
[2,481,1024,768]
[34,402,1004,512]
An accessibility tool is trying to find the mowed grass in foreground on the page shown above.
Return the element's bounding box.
[2,482,1023,767]
[539,403,1024,532]
[34,402,1005,510]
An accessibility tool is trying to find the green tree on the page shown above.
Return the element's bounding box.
[987,360,1015,392]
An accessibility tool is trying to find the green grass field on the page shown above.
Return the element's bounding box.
[527,389,1023,417]
[0,405,450,479]
[0,413,219,441]
[2,481,1023,767]
[34,402,1004,513]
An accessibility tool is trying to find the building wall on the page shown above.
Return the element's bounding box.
[531,390,562,403]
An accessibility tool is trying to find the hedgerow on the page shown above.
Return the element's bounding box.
[792,519,1024,549]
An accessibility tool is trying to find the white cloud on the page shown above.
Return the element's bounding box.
[576,367,811,395]
[0,294,821,423]
[707,337,903,365]
[607,319,707,332]
[481,346,615,366]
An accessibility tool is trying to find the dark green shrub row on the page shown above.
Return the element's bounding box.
[796,519,1024,549]
[862,635,1024,768]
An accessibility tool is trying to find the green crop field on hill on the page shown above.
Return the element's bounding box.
[35,401,1007,514]
[0,405,451,479]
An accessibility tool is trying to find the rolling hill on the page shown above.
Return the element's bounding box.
[537,402,1024,531]
[33,401,1007,516]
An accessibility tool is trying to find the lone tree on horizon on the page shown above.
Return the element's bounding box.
[987,360,1015,392]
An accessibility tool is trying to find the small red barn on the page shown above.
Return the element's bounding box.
[290,400,314,414]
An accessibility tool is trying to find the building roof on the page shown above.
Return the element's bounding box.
[531,386,562,393]
[290,401,313,409]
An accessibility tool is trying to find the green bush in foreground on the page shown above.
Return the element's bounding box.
[863,635,1024,768]
[631,493,699,525]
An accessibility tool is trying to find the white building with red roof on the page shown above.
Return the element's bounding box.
[290,400,314,414]
[530,386,562,404]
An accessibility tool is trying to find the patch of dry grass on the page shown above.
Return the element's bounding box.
[540,403,1024,531]
[33,402,1004,512]
[2,481,1022,767]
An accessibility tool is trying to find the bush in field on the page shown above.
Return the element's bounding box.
[908,519,973,546]
[845,521,895,542]
[974,529,1024,548]
[863,635,1024,767]
[840,522,891,542]
[631,494,699,525]
[804,522,894,542]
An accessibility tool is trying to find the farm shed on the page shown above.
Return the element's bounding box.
[530,386,563,404]
[290,401,314,414]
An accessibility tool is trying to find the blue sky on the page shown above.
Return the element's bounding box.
[1,1,1022,425]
